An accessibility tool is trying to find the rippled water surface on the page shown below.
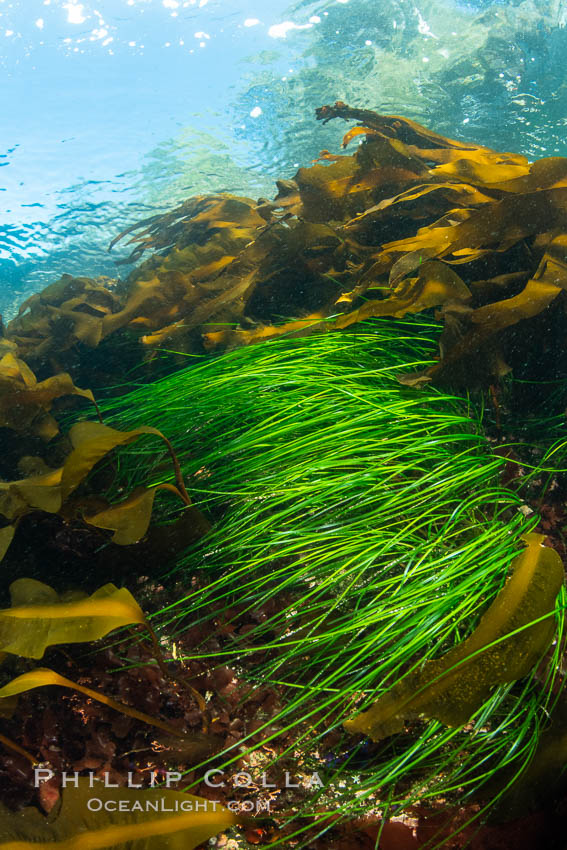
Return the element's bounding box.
[2,0,567,316]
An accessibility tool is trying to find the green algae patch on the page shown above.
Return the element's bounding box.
[344,533,564,740]
[102,320,566,818]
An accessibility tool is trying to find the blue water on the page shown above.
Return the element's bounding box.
[2,0,567,317]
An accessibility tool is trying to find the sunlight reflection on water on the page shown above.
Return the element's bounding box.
[2,0,567,316]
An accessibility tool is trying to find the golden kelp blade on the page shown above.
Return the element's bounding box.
[334,261,471,328]
[203,312,331,350]
[0,731,35,764]
[0,668,184,738]
[0,468,64,521]
[316,102,493,153]
[61,422,168,501]
[377,188,567,270]
[84,483,189,544]
[0,527,15,562]
[344,534,564,741]
[0,580,145,658]
[0,694,18,719]
[0,421,191,563]
[406,233,567,386]
[84,485,161,545]
[0,351,95,438]
[0,779,241,849]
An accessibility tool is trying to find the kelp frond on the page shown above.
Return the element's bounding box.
[6,103,567,404]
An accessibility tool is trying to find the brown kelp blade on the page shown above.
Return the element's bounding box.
[0,778,243,849]
[316,101,495,153]
[404,233,567,386]
[334,260,471,328]
[0,351,95,438]
[8,102,567,390]
[344,534,564,740]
